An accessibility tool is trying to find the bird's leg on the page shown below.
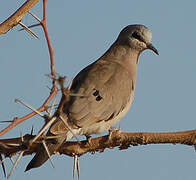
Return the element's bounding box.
[108,127,120,141]
[85,135,92,145]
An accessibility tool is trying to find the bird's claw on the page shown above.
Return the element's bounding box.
[85,135,92,145]
[108,127,120,141]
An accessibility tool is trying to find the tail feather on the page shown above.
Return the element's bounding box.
[25,145,50,171]
[25,115,79,171]
[25,136,66,171]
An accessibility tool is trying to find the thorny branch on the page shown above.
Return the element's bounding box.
[0,0,58,137]
[0,0,196,178]
[0,129,195,158]
[0,0,40,35]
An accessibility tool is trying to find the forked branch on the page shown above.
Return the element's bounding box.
[0,0,58,137]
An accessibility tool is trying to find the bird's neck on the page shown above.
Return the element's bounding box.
[100,43,140,80]
[101,43,140,65]
[100,43,140,86]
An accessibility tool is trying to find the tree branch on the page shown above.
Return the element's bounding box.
[0,0,40,35]
[0,0,58,137]
[0,129,195,158]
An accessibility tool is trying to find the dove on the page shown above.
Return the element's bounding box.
[25,24,159,171]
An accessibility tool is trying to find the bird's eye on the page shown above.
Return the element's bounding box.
[132,31,143,41]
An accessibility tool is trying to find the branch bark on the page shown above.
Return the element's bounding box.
[0,129,195,158]
[0,0,40,35]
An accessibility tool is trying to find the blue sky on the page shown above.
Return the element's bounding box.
[0,0,196,180]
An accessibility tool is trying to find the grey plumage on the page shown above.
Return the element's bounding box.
[25,24,158,171]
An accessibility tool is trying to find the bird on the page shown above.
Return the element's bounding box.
[25,24,159,171]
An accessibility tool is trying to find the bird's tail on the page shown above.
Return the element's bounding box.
[25,115,75,171]
[25,134,67,171]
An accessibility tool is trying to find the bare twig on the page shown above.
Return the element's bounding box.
[41,0,56,82]
[0,0,58,137]
[0,0,40,35]
[0,89,57,137]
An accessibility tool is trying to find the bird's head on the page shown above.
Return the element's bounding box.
[117,24,159,55]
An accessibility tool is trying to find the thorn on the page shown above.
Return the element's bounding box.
[6,143,20,146]
[45,134,65,139]
[18,23,41,32]
[0,154,6,178]
[68,79,73,91]
[76,155,80,179]
[28,11,42,22]
[0,120,13,123]
[9,156,14,165]
[15,99,44,118]
[59,116,79,141]
[46,85,51,90]
[73,155,76,178]
[18,22,39,39]
[1,157,6,164]
[42,140,54,168]
[30,126,34,135]
[20,132,24,142]
[7,151,24,179]
[31,117,57,143]
[73,155,80,179]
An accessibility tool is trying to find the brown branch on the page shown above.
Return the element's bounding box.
[0,92,56,137]
[0,0,40,35]
[0,0,58,136]
[41,0,57,85]
[0,129,195,158]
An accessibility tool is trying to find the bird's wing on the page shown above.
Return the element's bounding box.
[69,60,134,126]
[50,60,134,135]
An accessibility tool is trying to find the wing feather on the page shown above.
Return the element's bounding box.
[67,60,133,128]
